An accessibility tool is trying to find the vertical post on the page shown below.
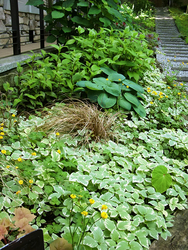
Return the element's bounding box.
[40,6,44,49]
[10,0,21,55]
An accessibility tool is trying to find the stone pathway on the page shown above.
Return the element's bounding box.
[155,7,188,86]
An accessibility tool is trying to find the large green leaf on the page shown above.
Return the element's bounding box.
[100,67,116,75]
[62,27,72,33]
[93,77,107,88]
[118,96,132,110]
[77,1,89,7]
[85,82,103,91]
[99,17,111,27]
[152,165,172,193]
[104,82,121,97]
[46,35,56,43]
[52,11,65,19]
[88,6,101,15]
[62,0,75,8]
[76,81,91,87]
[71,16,90,27]
[133,104,146,117]
[108,73,125,82]
[98,93,116,108]
[87,90,102,103]
[26,0,43,6]
[122,80,144,93]
[124,92,140,107]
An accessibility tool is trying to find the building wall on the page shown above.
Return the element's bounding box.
[0,0,43,49]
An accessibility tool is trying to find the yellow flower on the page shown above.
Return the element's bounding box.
[167,86,171,89]
[147,89,151,92]
[0,127,3,130]
[167,59,170,62]
[182,62,185,65]
[0,136,3,139]
[0,123,4,126]
[101,205,108,210]
[150,101,154,104]
[184,95,186,98]
[14,120,17,123]
[118,79,121,81]
[1,150,6,154]
[17,158,22,162]
[165,96,168,98]
[0,132,4,135]
[106,78,109,81]
[178,92,181,95]
[174,56,176,58]
[101,212,108,219]
[15,166,19,169]
[180,83,183,86]
[56,132,60,136]
[12,114,16,117]
[126,86,129,88]
[159,92,163,95]
[29,179,33,184]
[81,211,88,216]
[6,165,10,169]
[78,195,83,197]
[31,152,36,156]
[16,190,21,195]
[174,84,176,87]
[174,59,176,61]
[158,98,161,100]
[57,149,61,154]
[18,180,23,185]
[89,199,95,204]
[70,194,76,199]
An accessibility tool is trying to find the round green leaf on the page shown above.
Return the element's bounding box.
[108,73,125,82]
[85,82,103,91]
[152,165,172,193]
[104,82,121,97]
[51,11,65,19]
[46,35,56,43]
[98,93,116,108]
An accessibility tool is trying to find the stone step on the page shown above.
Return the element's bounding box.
[163,49,188,53]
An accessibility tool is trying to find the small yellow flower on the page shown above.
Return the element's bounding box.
[18,180,23,185]
[174,59,176,61]
[182,62,185,65]
[16,190,21,195]
[174,84,176,87]
[15,166,19,169]
[174,56,176,58]
[150,101,154,104]
[0,123,4,126]
[31,152,36,156]
[178,92,181,95]
[1,149,6,154]
[165,95,168,98]
[6,165,10,169]
[118,79,121,81]
[0,127,3,130]
[56,132,60,136]
[57,149,61,154]
[78,195,83,198]
[159,92,163,95]
[29,179,33,184]
[101,205,108,210]
[0,136,3,139]
[106,78,109,81]
[184,95,186,98]
[167,59,170,62]
[167,86,171,89]
[126,85,129,88]
[0,132,4,135]
[12,114,16,117]
[158,98,161,100]
[101,212,108,219]
[147,89,151,92]
[14,120,17,123]
[17,157,22,162]
[180,83,183,86]
[81,211,88,216]
[70,194,76,199]
[89,198,95,204]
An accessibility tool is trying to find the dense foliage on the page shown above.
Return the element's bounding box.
[1,3,188,250]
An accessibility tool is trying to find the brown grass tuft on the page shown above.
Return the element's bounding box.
[39,100,118,143]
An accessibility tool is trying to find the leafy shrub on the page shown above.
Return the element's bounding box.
[76,67,146,117]
[26,0,124,43]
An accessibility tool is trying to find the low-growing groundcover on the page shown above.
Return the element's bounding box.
[1,67,188,249]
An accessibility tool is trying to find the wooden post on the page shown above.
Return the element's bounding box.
[10,0,21,55]
[40,6,44,49]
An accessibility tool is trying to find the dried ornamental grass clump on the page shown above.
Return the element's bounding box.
[40,100,118,143]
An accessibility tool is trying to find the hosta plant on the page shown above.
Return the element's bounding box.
[76,67,146,117]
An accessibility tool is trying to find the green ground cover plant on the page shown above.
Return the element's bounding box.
[1,3,188,250]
